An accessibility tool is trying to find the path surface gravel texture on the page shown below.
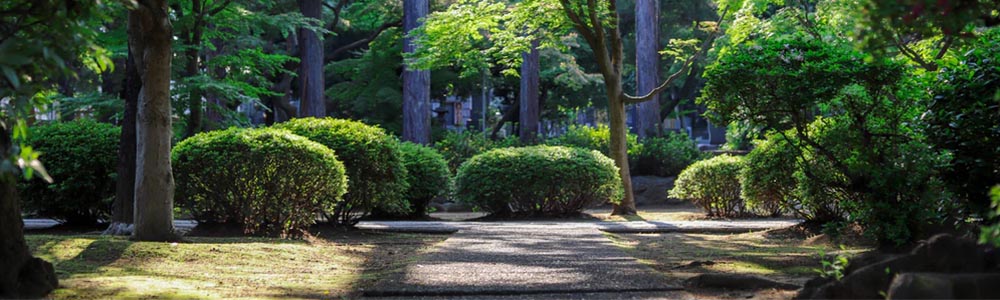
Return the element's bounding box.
[360,220,799,299]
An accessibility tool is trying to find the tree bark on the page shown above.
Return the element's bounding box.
[129,0,178,241]
[105,46,141,236]
[298,0,326,118]
[402,0,431,144]
[182,0,206,138]
[518,40,541,144]
[0,124,58,298]
[635,0,661,138]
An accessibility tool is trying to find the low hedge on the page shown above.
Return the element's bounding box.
[172,128,347,237]
[740,132,796,217]
[669,155,746,217]
[273,118,408,225]
[397,142,451,217]
[434,130,520,173]
[19,119,120,225]
[455,145,622,216]
[630,131,701,177]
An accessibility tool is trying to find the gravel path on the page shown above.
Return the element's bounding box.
[360,220,799,299]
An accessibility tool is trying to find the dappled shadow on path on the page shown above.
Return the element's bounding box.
[364,227,681,297]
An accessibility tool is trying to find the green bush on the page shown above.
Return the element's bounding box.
[273,118,408,225]
[740,132,796,217]
[434,130,520,173]
[630,131,701,177]
[172,128,347,237]
[546,124,639,157]
[455,145,623,216]
[980,185,1000,247]
[396,142,451,217]
[669,155,746,218]
[19,119,119,225]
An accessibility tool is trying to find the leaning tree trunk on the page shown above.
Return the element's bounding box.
[402,0,431,144]
[0,124,58,298]
[297,0,326,118]
[129,0,178,242]
[635,0,661,139]
[105,47,141,236]
[518,40,541,144]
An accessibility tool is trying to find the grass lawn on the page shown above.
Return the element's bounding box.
[607,229,870,298]
[26,230,447,299]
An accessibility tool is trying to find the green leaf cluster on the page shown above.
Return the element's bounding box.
[273,118,409,225]
[18,119,119,225]
[455,145,622,216]
[669,155,746,217]
[172,127,347,237]
[396,142,452,217]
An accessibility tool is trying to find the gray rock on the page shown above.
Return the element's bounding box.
[887,273,1000,299]
[631,176,675,206]
[796,234,994,299]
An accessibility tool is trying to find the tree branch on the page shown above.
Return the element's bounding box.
[624,6,728,104]
[324,20,401,62]
[207,0,232,16]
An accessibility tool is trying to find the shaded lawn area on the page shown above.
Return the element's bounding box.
[26,230,447,299]
[607,230,870,298]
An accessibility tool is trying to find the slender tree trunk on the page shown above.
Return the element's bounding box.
[105,47,141,236]
[0,124,58,298]
[518,40,541,144]
[129,0,177,241]
[607,80,637,215]
[298,0,326,118]
[403,0,431,144]
[635,0,660,138]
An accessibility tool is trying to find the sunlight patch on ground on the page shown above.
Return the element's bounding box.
[607,230,870,285]
[26,233,445,299]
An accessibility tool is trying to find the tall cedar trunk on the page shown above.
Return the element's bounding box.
[635,0,660,138]
[130,0,177,241]
[183,0,205,137]
[298,0,326,117]
[402,0,431,144]
[518,40,541,144]
[105,47,141,236]
[0,124,58,298]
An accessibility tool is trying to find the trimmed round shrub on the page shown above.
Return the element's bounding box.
[669,155,746,217]
[455,145,623,216]
[172,128,347,237]
[740,132,796,217]
[397,142,451,217]
[630,131,701,177]
[19,119,120,225]
[273,118,408,225]
[546,124,639,157]
[434,130,520,173]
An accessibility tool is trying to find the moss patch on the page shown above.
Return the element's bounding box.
[27,231,446,299]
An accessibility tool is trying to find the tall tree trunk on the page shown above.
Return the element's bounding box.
[183,0,206,138]
[298,0,326,118]
[518,40,541,144]
[607,80,637,215]
[105,47,141,236]
[0,124,58,298]
[403,0,431,144]
[129,0,177,242]
[635,0,660,138]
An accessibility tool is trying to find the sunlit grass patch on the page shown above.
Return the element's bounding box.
[606,230,870,285]
[27,232,445,299]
